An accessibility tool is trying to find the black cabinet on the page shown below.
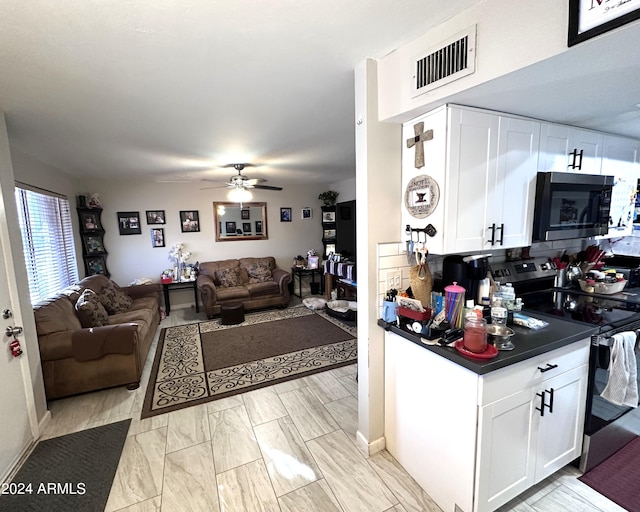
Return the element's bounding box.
[336,200,356,261]
[77,207,110,277]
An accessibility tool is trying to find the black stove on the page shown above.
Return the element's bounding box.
[491,257,640,330]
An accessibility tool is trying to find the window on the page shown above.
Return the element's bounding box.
[15,184,78,304]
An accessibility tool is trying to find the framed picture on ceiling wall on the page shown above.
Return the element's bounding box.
[117,211,142,235]
[568,0,640,46]
[280,207,292,222]
[180,210,200,232]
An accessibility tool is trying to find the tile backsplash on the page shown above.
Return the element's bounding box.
[377,238,592,310]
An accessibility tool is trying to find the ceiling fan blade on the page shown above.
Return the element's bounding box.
[253,184,283,191]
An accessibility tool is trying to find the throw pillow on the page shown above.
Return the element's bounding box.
[97,280,133,314]
[76,288,109,327]
[246,262,273,284]
[215,267,243,287]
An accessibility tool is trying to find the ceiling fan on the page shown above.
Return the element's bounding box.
[217,163,283,191]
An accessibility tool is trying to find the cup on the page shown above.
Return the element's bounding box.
[463,316,487,353]
[491,306,508,326]
[382,301,398,323]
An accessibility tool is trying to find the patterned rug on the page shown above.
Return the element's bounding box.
[141,307,357,418]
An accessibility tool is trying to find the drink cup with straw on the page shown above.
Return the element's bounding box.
[444,282,466,329]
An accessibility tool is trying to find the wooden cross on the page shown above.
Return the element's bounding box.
[406,122,433,169]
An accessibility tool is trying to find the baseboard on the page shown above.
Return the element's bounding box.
[38,409,51,438]
[355,430,386,457]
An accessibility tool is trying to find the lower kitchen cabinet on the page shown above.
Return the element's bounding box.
[384,331,589,512]
[476,363,588,511]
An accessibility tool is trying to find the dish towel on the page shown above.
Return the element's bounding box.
[601,331,638,408]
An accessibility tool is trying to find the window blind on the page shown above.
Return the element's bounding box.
[15,186,78,304]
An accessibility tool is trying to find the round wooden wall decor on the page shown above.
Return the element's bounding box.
[404,174,440,218]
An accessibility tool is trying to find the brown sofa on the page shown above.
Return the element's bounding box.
[33,274,161,400]
[197,257,291,318]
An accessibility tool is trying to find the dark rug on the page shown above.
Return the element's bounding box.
[0,419,130,512]
[578,436,640,512]
[141,307,357,418]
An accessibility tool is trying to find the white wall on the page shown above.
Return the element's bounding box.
[378,0,569,122]
[80,178,336,308]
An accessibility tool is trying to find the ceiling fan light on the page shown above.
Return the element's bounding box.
[228,187,252,202]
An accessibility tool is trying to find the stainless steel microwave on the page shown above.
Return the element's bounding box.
[532,172,613,242]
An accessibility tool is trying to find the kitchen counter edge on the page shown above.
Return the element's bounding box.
[378,316,598,375]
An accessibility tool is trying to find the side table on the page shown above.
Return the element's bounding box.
[290,267,323,298]
[162,280,199,316]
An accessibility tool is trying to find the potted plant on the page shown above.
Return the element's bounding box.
[318,190,339,206]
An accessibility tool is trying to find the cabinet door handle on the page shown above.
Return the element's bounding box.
[536,391,546,417]
[496,223,504,245]
[546,387,554,414]
[537,363,558,373]
[576,149,584,170]
[487,223,496,245]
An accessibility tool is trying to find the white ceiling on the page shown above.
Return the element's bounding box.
[1,1,639,189]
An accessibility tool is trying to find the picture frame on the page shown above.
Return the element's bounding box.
[323,228,336,239]
[322,210,336,223]
[280,207,292,222]
[150,228,165,247]
[568,0,640,46]
[146,210,165,224]
[180,210,200,232]
[79,211,102,232]
[241,209,250,220]
[83,235,105,254]
[225,221,237,234]
[117,211,142,235]
[242,222,251,233]
[308,255,319,269]
[301,207,312,219]
[255,220,263,234]
[86,256,107,276]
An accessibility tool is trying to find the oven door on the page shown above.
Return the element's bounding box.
[532,172,613,242]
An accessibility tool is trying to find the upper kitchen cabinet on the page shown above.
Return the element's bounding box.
[539,123,603,175]
[599,135,639,238]
[402,105,539,255]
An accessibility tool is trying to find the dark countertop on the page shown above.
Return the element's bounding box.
[379,312,598,375]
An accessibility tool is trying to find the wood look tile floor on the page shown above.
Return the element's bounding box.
[41,306,625,512]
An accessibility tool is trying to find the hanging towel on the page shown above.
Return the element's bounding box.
[601,331,638,408]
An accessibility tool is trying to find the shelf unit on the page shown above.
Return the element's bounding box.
[77,207,110,277]
[321,205,337,258]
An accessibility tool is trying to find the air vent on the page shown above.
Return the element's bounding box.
[411,25,476,97]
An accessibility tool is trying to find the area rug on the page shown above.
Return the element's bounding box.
[578,436,640,512]
[0,419,130,512]
[141,307,357,418]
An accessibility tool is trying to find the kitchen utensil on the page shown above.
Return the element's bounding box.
[566,263,583,283]
[486,324,515,351]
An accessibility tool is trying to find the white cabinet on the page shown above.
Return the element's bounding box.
[476,360,588,511]
[384,331,590,512]
[402,105,539,254]
[539,123,604,174]
[599,135,639,238]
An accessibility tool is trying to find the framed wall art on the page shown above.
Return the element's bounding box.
[280,207,292,222]
[79,210,102,232]
[86,256,108,276]
[150,228,165,247]
[255,220,263,233]
[117,211,142,235]
[225,221,237,234]
[322,210,336,223]
[301,207,312,219]
[146,210,165,224]
[241,209,250,220]
[180,210,200,232]
[83,235,105,255]
[568,0,640,46]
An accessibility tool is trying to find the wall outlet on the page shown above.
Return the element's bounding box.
[386,270,401,289]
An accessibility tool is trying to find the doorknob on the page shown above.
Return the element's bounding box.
[2,309,12,319]
[5,326,23,337]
